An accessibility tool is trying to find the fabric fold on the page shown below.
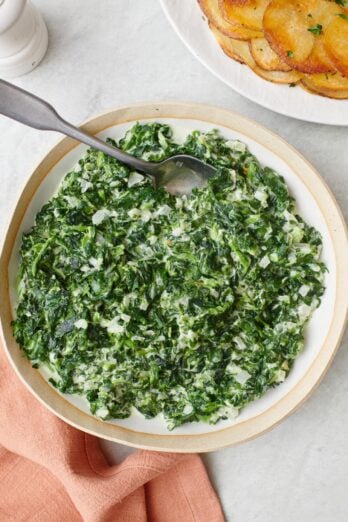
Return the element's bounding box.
[0,344,224,521]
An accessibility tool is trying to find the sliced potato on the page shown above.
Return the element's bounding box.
[264,0,313,63]
[219,0,270,31]
[309,38,336,72]
[301,79,348,99]
[251,61,302,84]
[198,0,263,39]
[250,38,291,72]
[303,72,348,92]
[210,24,303,84]
[263,0,340,74]
[324,17,348,77]
[209,23,245,62]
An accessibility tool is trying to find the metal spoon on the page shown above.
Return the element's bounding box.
[0,79,217,196]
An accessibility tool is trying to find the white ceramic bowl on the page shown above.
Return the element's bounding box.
[0,103,347,452]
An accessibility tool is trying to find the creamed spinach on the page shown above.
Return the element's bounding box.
[13,123,326,429]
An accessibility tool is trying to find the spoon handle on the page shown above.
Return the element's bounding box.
[0,79,155,174]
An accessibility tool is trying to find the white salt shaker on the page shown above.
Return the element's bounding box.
[0,0,48,78]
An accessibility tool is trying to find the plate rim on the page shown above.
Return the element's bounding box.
[159,0,348,127]
[0,101,347,453]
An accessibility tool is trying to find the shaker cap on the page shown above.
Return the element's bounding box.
[0,0,26,34]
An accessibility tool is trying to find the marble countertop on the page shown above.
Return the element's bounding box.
[0,1,347,520]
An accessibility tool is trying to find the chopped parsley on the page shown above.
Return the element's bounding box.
[12,123,326,430]
[308,23,323,35]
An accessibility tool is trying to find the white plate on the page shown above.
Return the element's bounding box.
[160,0,348,126]
[1,103,347,452]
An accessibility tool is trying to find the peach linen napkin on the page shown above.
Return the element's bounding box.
[0,343,224,522]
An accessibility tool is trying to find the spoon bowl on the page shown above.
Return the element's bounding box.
[150,154,217,195]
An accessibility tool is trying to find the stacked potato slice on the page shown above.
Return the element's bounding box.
[198,0,348,99]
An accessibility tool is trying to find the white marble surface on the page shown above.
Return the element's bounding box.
[0,1,347,521]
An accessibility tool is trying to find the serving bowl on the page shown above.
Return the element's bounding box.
[0,102,347,452]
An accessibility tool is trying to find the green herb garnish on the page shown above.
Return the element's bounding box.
[308,24,323,35]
